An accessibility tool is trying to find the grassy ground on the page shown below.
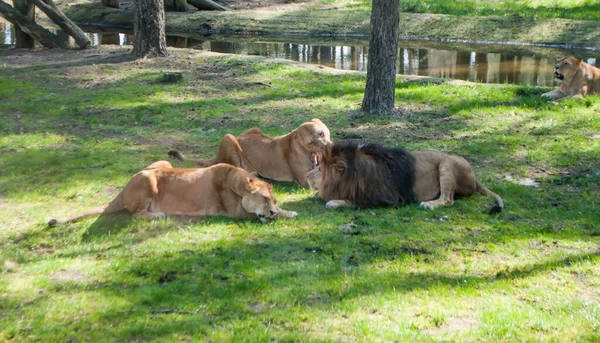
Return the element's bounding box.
[398,0,600,21]
[1,46,599,342]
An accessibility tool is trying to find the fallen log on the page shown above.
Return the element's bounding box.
[0,1,68,48]
[32,0,91,48]
[187,0,228,11]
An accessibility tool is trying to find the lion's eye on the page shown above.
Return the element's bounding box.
[318,131,324,137]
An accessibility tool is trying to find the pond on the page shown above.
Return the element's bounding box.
[2,23,598,87]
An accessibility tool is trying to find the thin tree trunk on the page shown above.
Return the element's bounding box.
[13,0,35,48]
[0,0,67,48]
[132,0,168,58]
[32,0,91,49]
[361,0,400,115]
[187,0,228,11]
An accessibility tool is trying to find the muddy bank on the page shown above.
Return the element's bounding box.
[63,2,600,49]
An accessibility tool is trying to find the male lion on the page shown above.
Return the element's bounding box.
[307,142,503,213]
[542,56,600,100]
[48,161,297,226]
[168,119,332,187]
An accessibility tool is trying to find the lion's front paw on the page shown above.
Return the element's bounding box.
[541,91,561,100]
[288,211,298,218]
[419,202,434,210]
[325,200,350,209]
[325,201,338,209]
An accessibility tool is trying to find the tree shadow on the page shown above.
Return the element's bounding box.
[11,224,596,341]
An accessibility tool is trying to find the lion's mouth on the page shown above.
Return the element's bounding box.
[311,152,322,169]
[554,72,564,81]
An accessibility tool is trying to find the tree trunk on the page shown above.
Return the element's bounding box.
[132,0,168,58]
[361,0,399,115]
[13,0,35,49]
[187,0,228,11]
[0,0,67,48]
[101,0,119,8]
[32,0,91,49]
[164,0,188,12]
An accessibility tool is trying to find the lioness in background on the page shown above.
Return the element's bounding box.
[169,119,332,187]
[48,161,297,225]
[542,56,600,100]
[307,142,503,213]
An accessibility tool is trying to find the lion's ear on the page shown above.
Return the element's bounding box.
[334,160,346,173]
[311,118,323,124]
[246,177,258,193]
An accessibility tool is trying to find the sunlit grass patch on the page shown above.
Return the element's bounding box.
[398,0,600,21]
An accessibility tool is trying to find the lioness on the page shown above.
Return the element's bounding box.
[542,56,600,100]
[168,119,332,187]
[307,142,503,213]
[48,161,297,226]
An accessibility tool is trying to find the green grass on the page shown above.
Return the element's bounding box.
[328,0,600,21]
[398,0,600,21]
[1,47,599,342]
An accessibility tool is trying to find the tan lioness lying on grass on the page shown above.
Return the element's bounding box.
[542,56,600,100]
[168,119,332,187]
[48,161,297,226]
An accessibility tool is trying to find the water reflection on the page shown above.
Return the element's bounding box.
[3,23,13,45]
[2,25,598,87]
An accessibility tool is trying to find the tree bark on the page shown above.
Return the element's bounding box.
[101,0,119,8]
[132,0,168,58]
[164,0,188,12]
[32,0,91,49]
[13,0,35,48]
[187,0,228,11]
[361,0,400,115]
[0,1,67,48]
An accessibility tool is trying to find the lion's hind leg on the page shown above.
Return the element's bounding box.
[215,134,257,174]
[420,156,476,210]
[123,171,165,220]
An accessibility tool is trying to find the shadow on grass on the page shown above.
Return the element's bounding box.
[82,213,134,241]
[11,228,597,341]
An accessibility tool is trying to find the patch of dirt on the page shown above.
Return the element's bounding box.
[425,315,480,335]
[50,269,91,284]
[443,316,480,333]
[338,121,443,143]
[503,174,541,188]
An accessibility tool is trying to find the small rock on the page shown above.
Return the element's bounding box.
[162,72,183,83]
[339,223,360,235]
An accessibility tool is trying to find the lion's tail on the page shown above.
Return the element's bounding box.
[167,150,216,167]
[475,181,504,214]
[48,191,126,226]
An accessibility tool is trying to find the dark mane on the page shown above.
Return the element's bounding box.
[320,141,416,208]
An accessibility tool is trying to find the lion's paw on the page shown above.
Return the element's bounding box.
[325,201,340,209]
[419,202,434,210]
